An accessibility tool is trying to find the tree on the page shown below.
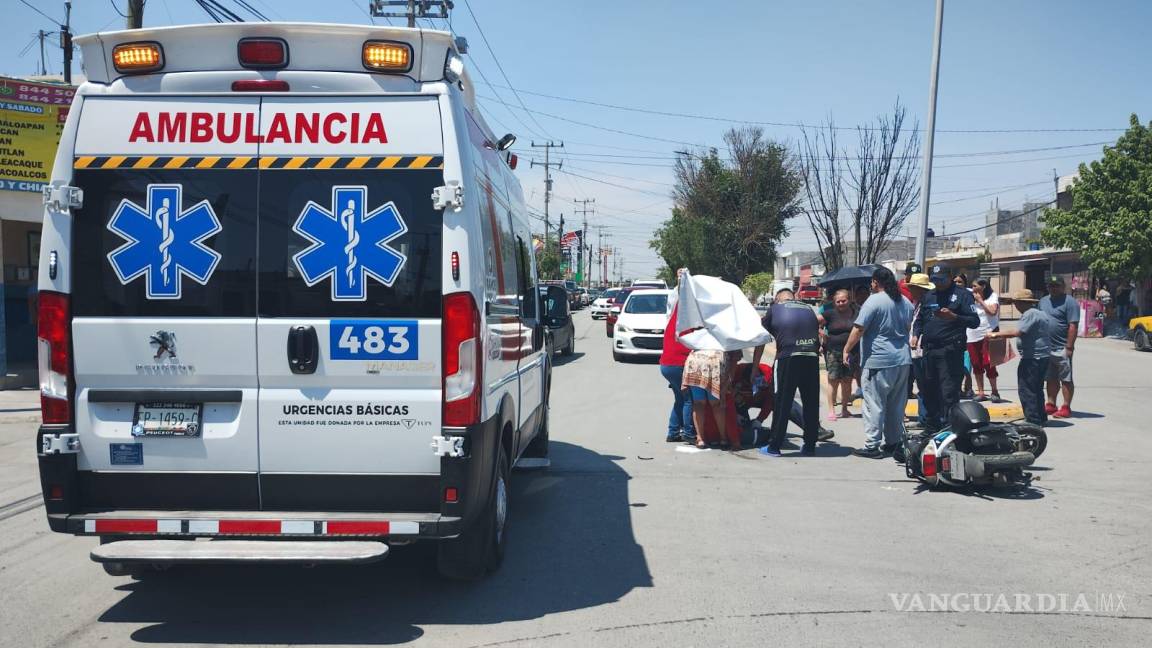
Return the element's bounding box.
[741,272,775,301]
[798,101,921,270]
[650,127,802,284]
[537,237,562,280]
[1042,114,1152,280]
[798,118,848,272]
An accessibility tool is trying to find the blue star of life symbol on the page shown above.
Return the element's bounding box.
[292,186,408,301]
[107,184,223,300]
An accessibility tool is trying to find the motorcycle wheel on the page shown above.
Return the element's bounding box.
[1016,425,1048,459]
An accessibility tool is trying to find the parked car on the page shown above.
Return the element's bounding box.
[540,285,575,356]
[631,279,668,289]
[605,287,638,337]
[564,280,582,309]
[590,288,620,319]
[797,284,822,303]
[613,289,672,361]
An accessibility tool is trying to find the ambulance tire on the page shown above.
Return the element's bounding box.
[438,444,510,580]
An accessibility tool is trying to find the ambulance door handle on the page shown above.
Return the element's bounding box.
[287,325,319,375]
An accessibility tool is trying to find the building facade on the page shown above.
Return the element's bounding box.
[0,75,75,388]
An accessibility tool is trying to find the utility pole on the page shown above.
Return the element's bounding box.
[530,141,564,269]
[914,0,944,267]
[557,213,566,277]
[60,2,73,83]
[127,0,145,29]
[574,199,594,287]
[530,141,564,234]
[371,1,454,27]
[37,30,48,76]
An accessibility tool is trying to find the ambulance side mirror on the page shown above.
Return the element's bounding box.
[496,133,516,151]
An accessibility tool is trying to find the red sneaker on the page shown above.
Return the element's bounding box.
[1044,402,1058,415]
[1054,405,1072,419]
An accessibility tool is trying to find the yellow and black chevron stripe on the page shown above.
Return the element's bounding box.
[73,155,444,170]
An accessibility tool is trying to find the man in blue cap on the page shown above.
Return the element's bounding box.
[912,268,980,432]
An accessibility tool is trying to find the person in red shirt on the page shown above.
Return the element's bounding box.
[660,304,695,443]
[898,262,922,301]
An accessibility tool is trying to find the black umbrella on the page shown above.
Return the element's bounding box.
[818,264,881,290]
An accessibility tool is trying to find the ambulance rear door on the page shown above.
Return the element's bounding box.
[68,96,261,508]
[253,97,446,511]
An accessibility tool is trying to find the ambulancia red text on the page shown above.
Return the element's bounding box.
[127,111,389,144]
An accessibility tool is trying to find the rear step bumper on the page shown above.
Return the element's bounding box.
[61,510,461,539]
[93,539,390,565]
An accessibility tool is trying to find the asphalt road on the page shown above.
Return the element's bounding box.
[2,310,1151,647]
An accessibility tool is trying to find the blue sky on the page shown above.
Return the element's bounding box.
[7,0,1151,278]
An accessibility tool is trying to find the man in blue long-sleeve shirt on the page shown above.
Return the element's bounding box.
[912,271,980,431]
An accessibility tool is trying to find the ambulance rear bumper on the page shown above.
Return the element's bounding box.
[56,510,461,539]
[93,539,391,565]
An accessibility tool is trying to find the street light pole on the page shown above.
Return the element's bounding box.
[914,0,945,266]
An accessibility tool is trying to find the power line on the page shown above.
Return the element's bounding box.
[460,0,553,139]
[929,180,1052,205]
[522,140,1107,164]
[17,0,61,24]
[944,199,1056,237]
[476,81,1127,135]
[470,62,545,139]
[477,95,704,147]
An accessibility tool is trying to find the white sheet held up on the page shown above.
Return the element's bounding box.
[675,270,773,351]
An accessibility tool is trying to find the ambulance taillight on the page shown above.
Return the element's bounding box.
[362,41,412,72]
[112,42,164,74]
[443,292,482,427]
[37,292,72,425]
[238,38,289,69]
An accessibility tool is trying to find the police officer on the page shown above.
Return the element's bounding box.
[912,269,980,431]
[752,288,822,457]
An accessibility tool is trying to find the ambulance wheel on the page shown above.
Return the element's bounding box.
[438,447,509,580]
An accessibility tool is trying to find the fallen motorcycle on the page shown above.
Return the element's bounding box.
[904,402,1045,490]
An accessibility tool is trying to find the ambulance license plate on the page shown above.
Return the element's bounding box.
[132,402,203,437]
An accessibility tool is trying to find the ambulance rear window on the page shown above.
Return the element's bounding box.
[257,168,443,318]
[69,167,442,318]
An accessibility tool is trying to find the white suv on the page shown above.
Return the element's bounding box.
[35,22,548,580]
[613,289,672,361]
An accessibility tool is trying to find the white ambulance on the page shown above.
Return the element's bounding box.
[35,22,550,580]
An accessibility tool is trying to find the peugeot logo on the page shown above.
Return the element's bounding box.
[149,330,178,360]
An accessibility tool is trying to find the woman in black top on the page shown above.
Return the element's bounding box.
[822,289,857,420]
